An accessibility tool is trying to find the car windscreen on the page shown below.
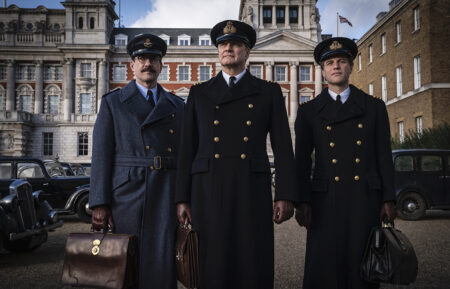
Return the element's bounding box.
[44,162,66,177]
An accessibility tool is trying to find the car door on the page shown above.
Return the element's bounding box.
[415,154,447,207]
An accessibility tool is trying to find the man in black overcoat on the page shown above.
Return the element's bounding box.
[175,20,299,289]
[295,37,397,289]
[89,34,184,289]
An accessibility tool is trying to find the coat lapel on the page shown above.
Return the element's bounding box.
[315,88,338,122]
[217,70,259,105]
[120,80,152,125]
[142,84,179,127]
[206,71,228,103]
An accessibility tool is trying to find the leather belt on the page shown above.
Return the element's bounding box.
[113,155,176,170]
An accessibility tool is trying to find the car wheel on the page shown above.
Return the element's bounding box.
[397,192,426,220]
[271,169,276,189]
[76,194,92,223]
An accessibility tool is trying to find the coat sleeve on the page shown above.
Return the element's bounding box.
[294,104,314,204]
[89,97,115,208]
[175,86,199,204]
[375,100,396,202]
[269,83,299,203]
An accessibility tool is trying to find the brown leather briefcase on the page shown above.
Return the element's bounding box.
[61,232,137,289]
[176,224,199,289]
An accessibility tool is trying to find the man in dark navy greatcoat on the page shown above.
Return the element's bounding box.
[295,37,397,289]
[175,20,299,289]
[89,34,184,289]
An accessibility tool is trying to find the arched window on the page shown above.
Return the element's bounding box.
[16,84,34,113]
[44,85,61,115]
[0,85,5,110]
[90,17,95,29]
[78,17,83,29]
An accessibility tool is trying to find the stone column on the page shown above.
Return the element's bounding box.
[34,60,43,114]
[315,64,322,97]
[304,4,310,30]
[265,61,273,81]
[63,58,74,121]
[272,6,277,28]
[6,60,15,111]
[290,62,298,120]
[299,5,303,29]
[97,59,107,113]
[285,5,290,28]
[259,5,264,28]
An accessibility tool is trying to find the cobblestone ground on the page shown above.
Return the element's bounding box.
[0,211,449,289]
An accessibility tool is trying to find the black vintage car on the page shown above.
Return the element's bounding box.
[0,180,62,252]
[393,149,450,220]
[0,157,91,223]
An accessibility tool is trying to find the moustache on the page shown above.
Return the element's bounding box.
[141,68,156,73]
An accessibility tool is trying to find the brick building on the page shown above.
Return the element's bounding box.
[350,0,450,141]
[0,0,325,161]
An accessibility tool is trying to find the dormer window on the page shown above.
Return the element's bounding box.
[115,34,128,46]
[178,34,191,46]
[199,34,211,46]
[160,34,170,45]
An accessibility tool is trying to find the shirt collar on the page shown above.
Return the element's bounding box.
[328,86,351,103]
[135,80,158,101]
[222,69,247,86]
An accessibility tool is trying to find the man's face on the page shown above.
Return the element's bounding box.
[321,56,353,86]
[130,54,162,85]
[218,40,250,68]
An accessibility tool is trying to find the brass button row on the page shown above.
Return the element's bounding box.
[358,123,363,128]
[246,120,252,126]
[330,142,335,148]
[355,158,360,163]
[214,154,247,159]
[356,140,362,146]
[214,120,219,125]
[214,137,220,143]
[332,159,337,164]
[248,104,254,109]
[334,176,360,181]
[243,136,249,142]
[326,125,332,131]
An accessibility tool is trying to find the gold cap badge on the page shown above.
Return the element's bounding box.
[330,40,342,50]
[144,38,153,48]
[223,21,237,34]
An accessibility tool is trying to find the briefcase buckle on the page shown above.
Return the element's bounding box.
[154,156,162,170]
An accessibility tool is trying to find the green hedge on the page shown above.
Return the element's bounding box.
[391,123,450,149]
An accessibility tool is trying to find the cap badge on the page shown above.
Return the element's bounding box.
[223,21,237,34]
[144,38,153,48]
[330,40,342,50]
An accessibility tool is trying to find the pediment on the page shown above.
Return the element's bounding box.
[280,87,290,93]
[299,87,315,93]
[175,86,190,94]
[254,31,317,51]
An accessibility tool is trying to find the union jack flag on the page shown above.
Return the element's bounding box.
[339,15,353,27]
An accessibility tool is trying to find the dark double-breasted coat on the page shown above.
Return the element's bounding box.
[295,85,396,289]
[175,71,299,289]
[89,80,184,289]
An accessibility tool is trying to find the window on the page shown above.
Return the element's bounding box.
[21,95,32,112]
[416,116,423,134]
[369,44,373,63]
[276,7,285,24]
[90,17,95,29]
[394,155,414,172]
[44,65,63,81]
[0,163,12,179]
[420,155,442,172]
[78,17,83,29]
[178,66,190,81]
[300,66,311,81]
[0,93,3,110]
[199,66,211,81]
[274,66,286,82]
[396,66,402,97]
[43,132,53,156]
[398,121,404,143]
[381,75,387,102]
[78,132,89,156]
[300,96,311,103]
[80,63,91,78]
[44,65,52,80]
[369,83,374,95]
[113,65,127,81]
[49,95,59,114]
[158,65,169,81]
[358,54,362,71]
[396,21,402,43]
[159,34,170,45]
[115,34,128,46]
[414,55,421,89]
[413,6,420,31]
[17,65,35,80]
[381,33,386,54]
[55,66,62,80]
[199,35,211,46]
[249,65,262,79]
[263,7,272,23]
[17,162,44,178]
[80,93,91,114]
[178,35,191,46]
[0,65,6,80]
[289,7,298,23]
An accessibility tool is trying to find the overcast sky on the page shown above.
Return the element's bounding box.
[8,0,390,40]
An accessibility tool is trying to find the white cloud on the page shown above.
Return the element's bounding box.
[131,0,241,28]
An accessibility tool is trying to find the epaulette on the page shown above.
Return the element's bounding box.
[102,87,121,98]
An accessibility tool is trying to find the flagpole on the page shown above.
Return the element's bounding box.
[336,12,339,37]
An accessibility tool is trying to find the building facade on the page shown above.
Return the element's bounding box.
[0,0,325,162]
[350,0,450,141]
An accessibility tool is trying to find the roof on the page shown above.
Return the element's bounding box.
[112,28,212,46]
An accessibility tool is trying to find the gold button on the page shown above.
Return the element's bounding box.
[332,159,337,164]
[169,129,174,134]
[167,147,172,152]
[171,114,175,118]
[214,137,220,142]
[248,104,254,109]
[330,142,335,148]
[356,140,362,146]
[243,136,249,142]
[145,146,150,150]
[214,154,220,159]
[326,125,332,131]
[246,120,252,126]
[354,175,360,181]
[355,158,361,163]
[216,105,220,110]
[241,154,247,159]
[358,123,363,128]
[335,176,340,182]
[214,120,219,125]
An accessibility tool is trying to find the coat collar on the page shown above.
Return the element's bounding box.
[207,70,259,104]
[142,84,181,127]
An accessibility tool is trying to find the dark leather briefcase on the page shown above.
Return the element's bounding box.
[61,232,137,289]
[176,224,199,289]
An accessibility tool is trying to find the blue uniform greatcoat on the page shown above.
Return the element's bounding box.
[295,85,396,289]
[89,80,184,289]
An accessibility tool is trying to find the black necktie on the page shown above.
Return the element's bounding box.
[229,76,236,88]
[336,94,343,105]
[147,90,155,107]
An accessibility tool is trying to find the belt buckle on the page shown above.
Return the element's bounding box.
[154,156,162,170]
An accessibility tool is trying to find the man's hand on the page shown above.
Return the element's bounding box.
[295,203,312,230]
[91,205,114,231]
[380,201,396,223]
[177,203,192,224]
[273,200,294,224]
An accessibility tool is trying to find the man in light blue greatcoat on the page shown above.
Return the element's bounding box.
[89,33,184,289]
